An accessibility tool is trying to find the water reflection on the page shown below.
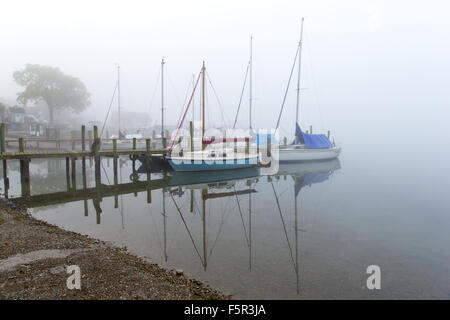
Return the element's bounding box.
[3,157,342,298]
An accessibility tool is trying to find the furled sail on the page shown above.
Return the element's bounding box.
[292,123,333,149]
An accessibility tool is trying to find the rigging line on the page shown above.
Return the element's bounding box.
[100,161,111,185]
[271,182,296,271]
[166,67,184,112]
[208,201,232,256]
[169,69,202,152]
[205,70,230,129]
[304,28,326,132]
[175,77,194,129]
[233,61,251,129]
[275,45,300,130]
[147,67,162,124]
[148,197,164,258]
[100,82,118,138]
[234,186,250,247]
[169,193,204,265]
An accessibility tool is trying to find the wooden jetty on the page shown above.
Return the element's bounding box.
[0,123,168,200]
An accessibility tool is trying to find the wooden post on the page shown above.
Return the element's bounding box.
[66,157,70,191]
[147,171,152,204]
[20,158,30,198]
[2,159,8,198]
[82,155,87,217]
[18,137,24,153]
[145,139,151,167]
[113,139,117,155]
[267,135,271,157]
[84,200,88,217]
[71,157,77,190]
[190,121,194,152]
[245,137,249,154]
[71,131,76,150]
[81,125,86,151]
[93,198,102,225]
[88,130,92,148]
[1,123,5,154]
[133,137,137,150]
[93,126,101,187]
[146,138,152,203]
[113,138,118,185]
[93,126,99,147]
[95,154,101,187]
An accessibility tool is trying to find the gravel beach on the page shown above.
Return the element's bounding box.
[0,199,228,300]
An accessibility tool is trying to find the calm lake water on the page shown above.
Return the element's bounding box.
[2,141,449,299]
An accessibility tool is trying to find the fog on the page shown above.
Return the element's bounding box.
[1,0,449,146]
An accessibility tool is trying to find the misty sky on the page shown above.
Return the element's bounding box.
[1,0,449,143]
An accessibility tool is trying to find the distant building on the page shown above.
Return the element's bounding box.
[6,106,26,130]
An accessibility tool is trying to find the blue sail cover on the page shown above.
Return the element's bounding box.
[293,123,333,149]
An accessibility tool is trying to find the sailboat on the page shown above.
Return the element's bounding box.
[137,58,171,170]
[277,18,341,163]
[167,62,258,171]
[101,65,147,150]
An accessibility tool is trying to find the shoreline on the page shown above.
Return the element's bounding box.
[0,199,229,300]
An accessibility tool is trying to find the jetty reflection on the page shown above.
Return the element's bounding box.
[6,157,340,295]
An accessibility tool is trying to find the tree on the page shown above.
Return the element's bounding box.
[13,64,90,125]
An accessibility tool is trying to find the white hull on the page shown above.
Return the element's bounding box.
[278,146,341,163]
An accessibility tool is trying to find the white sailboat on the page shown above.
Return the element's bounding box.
[167,62,258,171]
[277,17,341,163]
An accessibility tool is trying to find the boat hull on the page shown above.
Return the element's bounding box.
[168,166,260,186]
[137,154,171,171]
[167,157,257,172]
[278,146,341,163]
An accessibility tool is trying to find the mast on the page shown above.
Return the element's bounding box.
[117,64,121,137]
[294,186,299,294]
[249,35,253,131]
[202,188,207,271]
[163,188,167,262]
[295,17,304,128]
[249,182,252,271]
[161,58,165,142]
[202,61,206,144]
[192,74,195,130]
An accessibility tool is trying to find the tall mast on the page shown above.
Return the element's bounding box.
[294,187,299,294]
[295,17,304,127]
[117,64,121,136]
[202,61,206,140]
[161,58,165,141]
[249,35,253,130]
[192,74,195,127]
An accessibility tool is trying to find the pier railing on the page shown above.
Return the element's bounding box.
[0,124,167,200]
